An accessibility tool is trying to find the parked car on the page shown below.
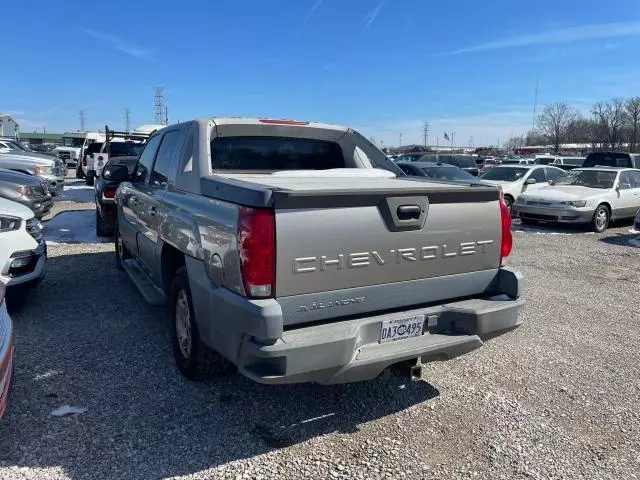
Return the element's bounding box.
[0,169,53,219]
[0,152,65,196]
[634,208,640,232]
[85,141,145,185]
[0,280,14,419]
[479,164,566,209]
[502,158,535,165]
[0,197,46,292]
[551,157,586,171]
[394,152,432,163]
[513,168,640,232]
[28,144,56,154]
[479,158,501,175]
[583,152,640,169]
[415,154,479,176]
[78,142,103,179]
[94,155,138,237]
[396,161,480,183]
[107,117,524,385]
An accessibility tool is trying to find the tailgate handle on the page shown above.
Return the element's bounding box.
[397,205,421,220]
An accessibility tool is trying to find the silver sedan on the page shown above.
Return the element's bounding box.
[512,167,640,232]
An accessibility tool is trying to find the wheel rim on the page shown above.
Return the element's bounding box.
[175,290,192,359]
[596,209,608,230]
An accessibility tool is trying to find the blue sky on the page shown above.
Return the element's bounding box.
[3,0,640,146]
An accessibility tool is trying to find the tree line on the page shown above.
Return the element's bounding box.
[504,97,640,153]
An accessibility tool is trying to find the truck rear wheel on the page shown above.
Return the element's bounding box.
[115,223,130,271]
[170,267,230,380]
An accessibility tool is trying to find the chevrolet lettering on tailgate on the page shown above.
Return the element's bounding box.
[292,240,495,274]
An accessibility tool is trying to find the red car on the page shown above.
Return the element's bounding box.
[0,282,14,419]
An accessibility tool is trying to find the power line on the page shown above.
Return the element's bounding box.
[124,108,131,132]
[423,122,430,147]
[79,110,86,131]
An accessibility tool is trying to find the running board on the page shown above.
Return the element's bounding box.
[122,259,166,306]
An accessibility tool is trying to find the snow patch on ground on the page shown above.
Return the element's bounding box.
[57,184,94,203]
[45,210,110,245]
[629,237,640,248]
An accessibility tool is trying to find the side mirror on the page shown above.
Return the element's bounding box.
[525,178,537,185]
[102,164,129,183]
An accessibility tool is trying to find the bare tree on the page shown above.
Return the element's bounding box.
[592,98,628,149]
[625,97,640,153]
[503,135,526,150]
[567,115,600,146]
[525,130,546,146]
[537,102,577,152]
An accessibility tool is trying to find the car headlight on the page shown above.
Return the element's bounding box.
[34,166,54,176]
[17,186,40,197]
[561,200,587,208]
[0,215,21,232]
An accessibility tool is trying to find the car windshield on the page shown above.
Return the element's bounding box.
[109,142,144,157]
[451,156,477,168]
[421,166,475,181]
[62,136,85,147]
[87,142,103,154]
[535,158,554,165]
[552,170,617,189]
[479,167,528,181]
[211,136,345,170]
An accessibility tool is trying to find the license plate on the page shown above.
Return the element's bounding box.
[379,315,425,344]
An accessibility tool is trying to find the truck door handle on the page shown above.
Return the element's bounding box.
[397,205,421,220]
[149,206,157,217]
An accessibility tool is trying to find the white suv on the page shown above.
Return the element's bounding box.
[0,197,46,290]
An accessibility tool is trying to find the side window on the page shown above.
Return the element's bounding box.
[530,168,547,182]
[398,165,413,175]
[629,171,640,188]
[618,171,633,188]
[545,167,564,181]
[181,129,194,174]
[150,130,183,187]
[133,134,162,184]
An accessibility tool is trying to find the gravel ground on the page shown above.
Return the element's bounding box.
[1,180,639,480]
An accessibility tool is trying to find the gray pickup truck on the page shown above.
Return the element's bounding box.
[107,118,524,385]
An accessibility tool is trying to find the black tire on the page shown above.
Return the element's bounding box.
[96,209,114,237]
[85,175,94,186]
[503,195,514,211]
[115,222,130,271]
[170,266,230,380]
[75,167,83,179]
[591,204,610,233]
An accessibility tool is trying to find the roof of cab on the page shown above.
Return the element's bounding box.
[209,117,349,132]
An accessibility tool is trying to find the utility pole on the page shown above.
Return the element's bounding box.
[124,109,131,132]
[398,132,403,147]
[154,87,166,125]
[532,78,539,132]
[423,122,430,148]
[79,110,86,131]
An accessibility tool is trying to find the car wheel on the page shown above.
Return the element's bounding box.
[171,266,231,380]
[591,204,610,233]
[115,222,130,271]
[96,209,113,237]
[85,175,94,186]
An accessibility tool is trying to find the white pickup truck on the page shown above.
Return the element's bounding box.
[104,118,525,384]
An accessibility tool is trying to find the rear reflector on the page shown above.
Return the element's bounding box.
[499,192,513,264]
[259,119,309,126]
[238,207,275,298]
[103,188,116,199]
[97,155,104,161]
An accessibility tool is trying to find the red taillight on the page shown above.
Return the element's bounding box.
[238,207,275,298]
[258,119,309,126]
[499,192,513,263]
[82,158,87,166]
[103,188,116,199]
[97,155,104,161]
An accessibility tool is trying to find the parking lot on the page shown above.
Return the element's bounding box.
[1,178,639,480]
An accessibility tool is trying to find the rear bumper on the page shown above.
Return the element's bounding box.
[513,204,594,223]
[187,257,525,385]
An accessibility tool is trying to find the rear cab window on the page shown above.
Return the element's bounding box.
[584,153,631,168]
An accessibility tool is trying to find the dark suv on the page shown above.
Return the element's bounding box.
[416,154,479,176]
[583,152,640,169]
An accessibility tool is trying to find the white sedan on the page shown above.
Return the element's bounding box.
[513,167,640,232]
[0,197,46,292]
[478,164,566,209]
